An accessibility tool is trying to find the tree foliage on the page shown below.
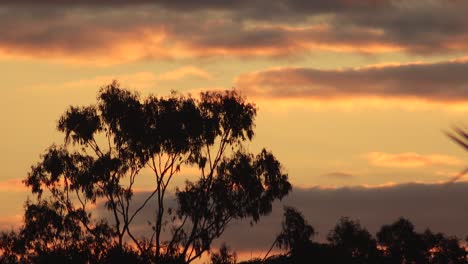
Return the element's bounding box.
[276,206,314,255]
[256,211,467,264]
[0,82,291,263]
[327,217,380,263]
[210,244,237,264]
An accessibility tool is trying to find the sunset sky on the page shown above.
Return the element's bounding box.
[1,0,468,260]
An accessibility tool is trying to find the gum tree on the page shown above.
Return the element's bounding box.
[9,82,291,263]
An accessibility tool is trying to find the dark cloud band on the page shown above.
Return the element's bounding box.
[0,1,467,62]
[221,182,468,252]
[236,59,468,103]
[95,182,468,253]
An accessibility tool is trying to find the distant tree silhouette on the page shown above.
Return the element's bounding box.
[265,206,314,263]
[376,218,467,264]
[422,230,467,264]
[249,213,468,264]
[210,243,237,264]
[327,217,380,263]
[0,82,291,263]
[276,207,314,255]
[377,218,429,263]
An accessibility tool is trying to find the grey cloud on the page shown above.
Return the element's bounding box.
[0,0,386,11]
[236,60,468,103]
[0,1,467,61]
[219,182,468,252]
[333,1,468,53]
[94,182,468,253]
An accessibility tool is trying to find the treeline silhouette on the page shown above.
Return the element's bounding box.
[237,207,467,264]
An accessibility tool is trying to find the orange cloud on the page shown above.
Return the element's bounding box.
[365,152,463,168]
[61,72,158,90]
[0,215,22,230]
[29,66,212,94]
[323,171,356,178]
[303,182,401,190]
[0,178,27,193]
[0,21,393,64]
[157,66,212,81]
[0,25,172,65]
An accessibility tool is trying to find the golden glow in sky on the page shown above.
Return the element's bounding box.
[1,0,468,258]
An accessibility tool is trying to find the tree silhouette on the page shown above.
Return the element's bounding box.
[0,82,291,263]
[270,206,314,263]
[210,243,237,264]
[422,230,467,264]
[376,218,467,264]
[377,218,427,263]
[0,199,117,263]
[276,207,314,254]
[327,217,380,263]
